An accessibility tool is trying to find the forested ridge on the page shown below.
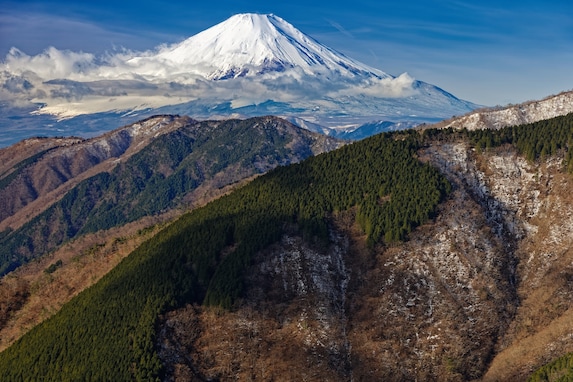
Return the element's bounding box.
[0,116,334,276]
[0,129,450,380]
[426,112,573,172]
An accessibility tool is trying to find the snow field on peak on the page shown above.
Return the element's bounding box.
[151,13,389,79]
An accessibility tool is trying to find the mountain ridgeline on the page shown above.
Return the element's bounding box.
[431,110,573,171]
[1,112,573,380]
[0,116,340,275]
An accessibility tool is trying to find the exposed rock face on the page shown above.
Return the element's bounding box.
[157,140,573,381]
[434,91,573,131]
[479,158,573,381]
[158,232,352,381]
[423,141,573,380]
[347,143,519,381]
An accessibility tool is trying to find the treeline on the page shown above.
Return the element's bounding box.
[0,129,450,380]
[528,352,573,381]
[425,112,573,172]
[0,117,321,276]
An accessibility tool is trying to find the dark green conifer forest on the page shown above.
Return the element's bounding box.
[0,128,450,380]
[528,352,573,382]
[456,112,573,171]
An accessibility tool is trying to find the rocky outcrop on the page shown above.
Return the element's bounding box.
[422,141,573,380]
[434,91,573,131]
[347,143,520,381]
[158,232,352,381]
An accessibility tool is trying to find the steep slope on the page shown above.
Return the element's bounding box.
[0,129,451,380]
[157,187,517,381]
[423,139,573,381]
[0,115,341,275]
[157,114,573,381]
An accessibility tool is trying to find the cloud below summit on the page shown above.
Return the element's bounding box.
[0,44,420,118]
[0,13,478,131]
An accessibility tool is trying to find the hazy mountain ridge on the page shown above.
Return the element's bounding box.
[0,115,185,228]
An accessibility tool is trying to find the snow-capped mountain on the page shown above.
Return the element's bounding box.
[0,13,479,146]
[145,13,389,80]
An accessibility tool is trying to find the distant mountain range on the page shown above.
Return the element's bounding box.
[0,13,479,147]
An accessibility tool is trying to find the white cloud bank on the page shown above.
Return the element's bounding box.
[0,45,420,119]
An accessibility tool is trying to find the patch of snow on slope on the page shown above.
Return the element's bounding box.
[440,91,573,130]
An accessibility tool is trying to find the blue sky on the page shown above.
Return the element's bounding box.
[1,0,572,106]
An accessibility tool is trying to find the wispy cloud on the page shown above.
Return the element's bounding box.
[329,73,417,98]
[325,19,354,38]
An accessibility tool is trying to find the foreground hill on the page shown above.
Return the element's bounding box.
[0,127,451,380]
[1,113,573,380]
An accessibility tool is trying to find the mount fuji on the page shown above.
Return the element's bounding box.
[139,13,389,80]
[0,13,479,146]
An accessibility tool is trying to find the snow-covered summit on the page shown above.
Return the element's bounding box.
[1,12,481,143]
[134,13,389,80]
